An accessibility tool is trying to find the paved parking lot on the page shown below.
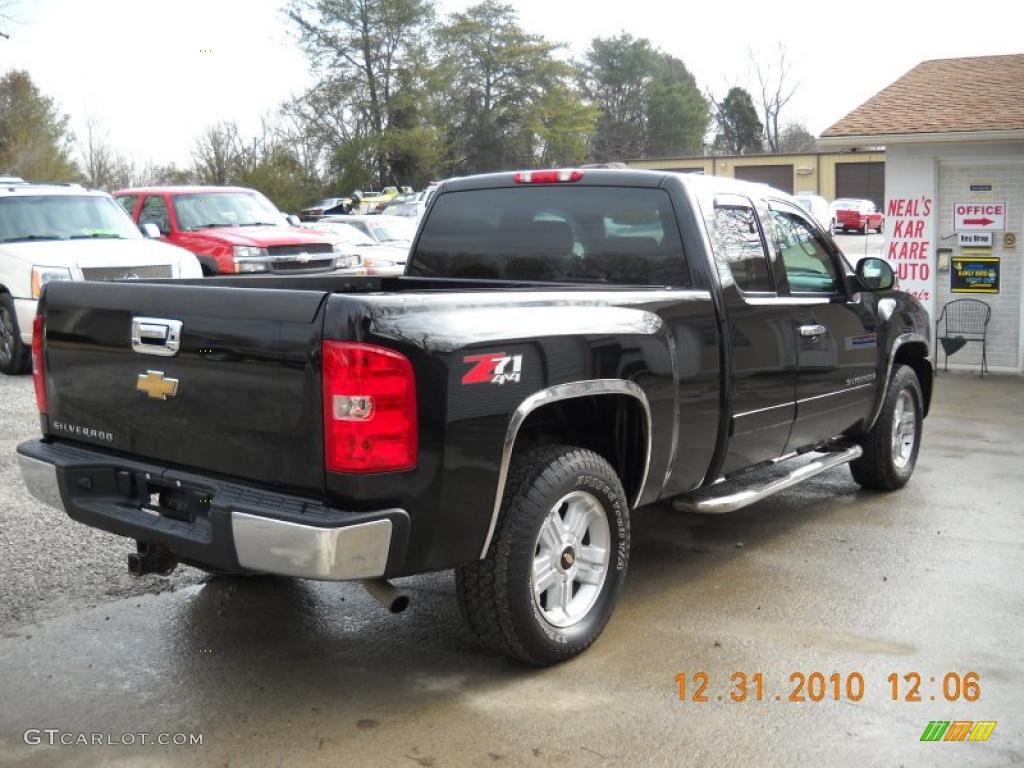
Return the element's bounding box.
[834,230,884,263]
[2,318,1023,766]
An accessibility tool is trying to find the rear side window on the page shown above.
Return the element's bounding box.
[408,187,690,287]
[712,204,772,292]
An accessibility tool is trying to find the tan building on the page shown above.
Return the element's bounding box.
[627,151,886,207]
[820,54,1024,373]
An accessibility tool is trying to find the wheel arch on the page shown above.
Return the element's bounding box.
[477,380,652,559]
[866,334,932,431]
[894,340,932,416]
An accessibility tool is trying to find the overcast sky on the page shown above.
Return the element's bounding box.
[2,0,1021,166]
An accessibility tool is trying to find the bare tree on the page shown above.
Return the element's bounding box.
[78,116,137,190]
[750,44,799,153]
[191,121,245,185]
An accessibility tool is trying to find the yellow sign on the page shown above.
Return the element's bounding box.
[136,370,179,400]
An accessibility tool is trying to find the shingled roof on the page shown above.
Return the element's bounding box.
[821,54,1024,140]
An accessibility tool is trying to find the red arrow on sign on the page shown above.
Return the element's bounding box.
[963,217,994,225]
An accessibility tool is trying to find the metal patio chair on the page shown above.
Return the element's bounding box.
[934,299,991,376]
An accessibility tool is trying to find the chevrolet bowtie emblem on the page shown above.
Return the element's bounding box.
[136,370,179,400]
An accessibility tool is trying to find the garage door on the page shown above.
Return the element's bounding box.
[733,164,794,193]
[836,162,885,209]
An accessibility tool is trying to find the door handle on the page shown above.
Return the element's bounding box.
[799,324,827,338]
[131,317,182,357]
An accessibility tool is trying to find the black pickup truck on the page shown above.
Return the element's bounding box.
[17,169,932,665]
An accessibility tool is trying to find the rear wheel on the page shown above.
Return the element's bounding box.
[0,293,31,375]
[456,445,630,666]
[850,364,923,490]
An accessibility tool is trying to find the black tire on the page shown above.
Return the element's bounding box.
[456,445,630,666]
[0,293,32,375]
[850,364,923,490]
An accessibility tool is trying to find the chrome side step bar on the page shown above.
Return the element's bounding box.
[672,446,863,514]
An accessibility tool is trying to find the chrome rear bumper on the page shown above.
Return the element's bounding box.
[16,445,403,581]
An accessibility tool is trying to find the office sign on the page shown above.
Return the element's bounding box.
[953,202,1006,231]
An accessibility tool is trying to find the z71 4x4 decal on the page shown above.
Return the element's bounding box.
[462,353,523,385]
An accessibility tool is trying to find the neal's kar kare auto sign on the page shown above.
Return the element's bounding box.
[886,196,933,306]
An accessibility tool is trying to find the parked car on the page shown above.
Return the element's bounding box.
[114,186,343,275]
[0,183,200,374]
[832,198,883,233]
[301,220,409,275]
[323,214,414,249]
[355,186,414,214]
[298,196,351,222]
[794,192,835,232]
[382,200,426,221]
[19,169,932,666]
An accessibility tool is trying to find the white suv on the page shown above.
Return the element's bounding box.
[0,183,201,374]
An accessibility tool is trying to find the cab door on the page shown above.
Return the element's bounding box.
[709,193,798,473]
[764,199,878,450]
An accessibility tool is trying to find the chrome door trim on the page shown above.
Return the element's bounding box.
[796,383,873,404]
[478,379,652,559]
[733,400,794,420]
[131,317,182,357]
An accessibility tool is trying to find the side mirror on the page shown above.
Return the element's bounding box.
[140,222,161,239]
[285,214,301,227]
[856,257,895,291]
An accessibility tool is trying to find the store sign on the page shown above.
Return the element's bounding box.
[958,232,993,247]
[885,196,934,308]
[953,202,1006,231]
[951,255,1000,294]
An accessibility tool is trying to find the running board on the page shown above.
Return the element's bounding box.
[672,446,863,514]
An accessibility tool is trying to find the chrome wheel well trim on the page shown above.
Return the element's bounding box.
[866,332,929,431]
[478,379,653,559]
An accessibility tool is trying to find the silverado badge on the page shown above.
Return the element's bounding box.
[136,370,179,400]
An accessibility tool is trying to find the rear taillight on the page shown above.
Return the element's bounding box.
[513,169,584,184]
[32,315,47,414]
[322,341,417,473]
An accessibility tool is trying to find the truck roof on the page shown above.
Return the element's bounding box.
[439,168,792,202]
[112,185,262,196]
[0,183,91,197]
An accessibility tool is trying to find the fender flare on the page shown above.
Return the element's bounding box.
[866,332,930,431]
[477,379,653,559]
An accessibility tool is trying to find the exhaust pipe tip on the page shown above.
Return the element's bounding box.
[362,578,410,613]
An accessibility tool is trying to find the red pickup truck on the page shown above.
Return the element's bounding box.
[114,186,343,276]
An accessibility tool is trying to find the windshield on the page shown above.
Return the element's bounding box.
[173,191,284,230]
[0,195,142,242]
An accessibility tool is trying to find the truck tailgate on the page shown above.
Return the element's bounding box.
[40,281,327,494]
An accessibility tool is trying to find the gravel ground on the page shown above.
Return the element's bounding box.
[0,374,204,630]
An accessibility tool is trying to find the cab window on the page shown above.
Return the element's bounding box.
[712,203,772,293]
[769,207,841,294]
[139,195,171,235]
